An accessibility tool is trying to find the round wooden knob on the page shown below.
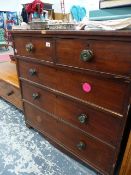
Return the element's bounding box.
[77,141,86,150]
[29,68,36,76]
[78,114,88,124]
[25,43,34,52]
[32,93,39,100]
[80,50,93,62]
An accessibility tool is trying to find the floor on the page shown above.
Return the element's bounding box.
[0,46,14,63]
[0,97,97,175]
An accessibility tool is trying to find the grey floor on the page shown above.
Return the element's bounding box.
[0,98,97,175]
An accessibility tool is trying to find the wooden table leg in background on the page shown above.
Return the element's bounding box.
[119,131,131,175]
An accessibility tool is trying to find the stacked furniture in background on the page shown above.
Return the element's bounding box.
[0,61,22,110]
[89,0,131,21]
[99,0,131,9]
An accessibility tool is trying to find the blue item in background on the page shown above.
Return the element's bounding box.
[81,7,86,20]
[70,6,86,22]
[6,12,18,30]
[89,6,131,21]
[70,6,79,22]
[0,12,4,28]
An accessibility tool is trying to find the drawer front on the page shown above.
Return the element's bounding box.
[0,80,22,109]
[21,81,55,113]
[56,39,131,77]
[19,60,129,115]
[21,81,122,146]
[24,102,115,175]
[14,36,53,62]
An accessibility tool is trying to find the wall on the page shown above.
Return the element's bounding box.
[0,1,19,12]
[0,0,100,17]
[53,0,99,14]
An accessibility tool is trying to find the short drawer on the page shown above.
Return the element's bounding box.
[0,80,22,110]
[21,81,55,113]
[56,39,131,77]
[14,36,53,62]
[19,60,130,116]
[21,81,123,146]
[24,102,116,175]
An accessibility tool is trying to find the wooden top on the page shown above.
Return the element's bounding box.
[0,62,19,87]
[11,29,131,37]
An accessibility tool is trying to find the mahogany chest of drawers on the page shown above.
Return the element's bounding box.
[12,30,131,175]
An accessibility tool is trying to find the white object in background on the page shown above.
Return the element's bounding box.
[84,17,131,30]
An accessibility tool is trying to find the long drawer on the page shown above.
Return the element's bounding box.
[21,81,123,146]
[14,36,53,62]
[56,39,131,77]
[19,60,130,116]
[24,102,116,175]
[0,80,22,110]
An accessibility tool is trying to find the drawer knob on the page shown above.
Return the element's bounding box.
[29,69,36,76]
[80,50,93,62]
[7,90,14,96]
[78,114,87,124]
[77,141,86,150]
[32,93,39,100]
[25,43,34,52]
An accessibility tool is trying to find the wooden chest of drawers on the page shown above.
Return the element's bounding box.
[12,30,131,175]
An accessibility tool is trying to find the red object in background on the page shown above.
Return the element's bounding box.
[25,0,44,14]
[6,20,14,24]
[25,3,33,13]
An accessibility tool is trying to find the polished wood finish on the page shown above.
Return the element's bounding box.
[0,80,22,109]
[12,30,131,175]
[14,37,53,62]
[119,131,131,175]
[18,59,129,116]
[21,81,123,146]
[55,39,131,77]
[0,61,19,87]
[24,102,116,175]
[0,62,22,110]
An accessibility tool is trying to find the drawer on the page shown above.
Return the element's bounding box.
[14,36,53,62]
[0,80,22,110]
[56,39,131,77]
[21,81,55,113]
[21,81,122,146]
[24,102,116,175]
[19,60,129,115]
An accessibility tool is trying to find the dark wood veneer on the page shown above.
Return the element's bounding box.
[12,30,131,175]
[14,36,54,62]
[21,80,123,147]
[24,102,115,175]
[56,39,131,77]
[18,59,129,116]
